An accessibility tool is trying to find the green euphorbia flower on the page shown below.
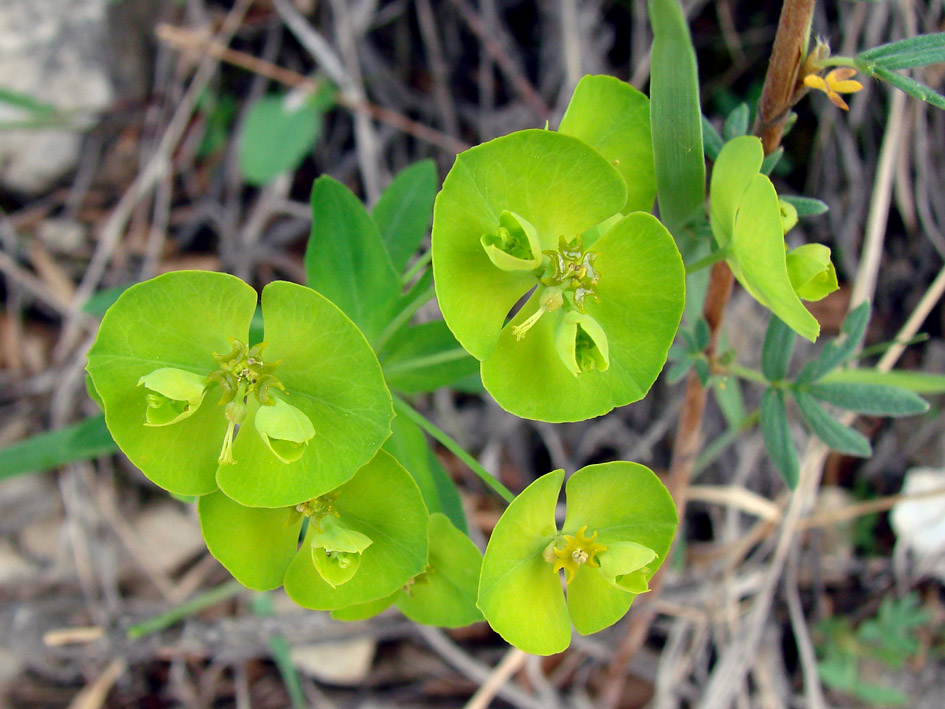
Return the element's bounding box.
[477,463,678,655]
[709,136,838,341]
[433,124,684,422]
[198,450,428,596]
[786,243,839,302]
[86,271,393,506]
[331,512,485,628]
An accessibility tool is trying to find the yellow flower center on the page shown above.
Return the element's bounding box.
[548,525,607,584]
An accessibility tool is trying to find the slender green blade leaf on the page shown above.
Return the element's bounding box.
[820,367,945,394]
[865,64,945,110]
[760,389,799,488]
[0,86,59,115]
[648,0,705,240]
[762,315,797,382]
[793,390,872,456]
[381,320,480,395]
[779,195,828,217]
[796,302,870,384]
[0,415,117,480]
[371,159,438,273]
[384,411,467,533]
[305,175,401,344]
[806,382,928,417]
[760,147,784,175]
[722,103,749,140]
[702,115,724,160]
[858,33,945,69]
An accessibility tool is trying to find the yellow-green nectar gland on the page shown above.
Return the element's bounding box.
[543,525,607,584]
[514,235,601,341]
[207,339,286,465]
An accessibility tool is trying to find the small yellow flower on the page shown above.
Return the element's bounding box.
[549,525,607,584]
[803,68,864,111]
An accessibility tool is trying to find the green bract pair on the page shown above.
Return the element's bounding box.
[432,75,686,422]
[86,271,393,507]
[478,462,677,655]
[709,136,838,342]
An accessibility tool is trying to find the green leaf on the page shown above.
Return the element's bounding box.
[863,63,945,110]
[477,470,570,655]
[701,115,724,161]
[648,0,705,238]
[762,315,797,382]
[86,271,258,496]
[558,74,656,214]
[329,593,398,622]
[786,243,838,302]
[396,513,484,627]
[562,462,677,634]
[216,281,393,508]
[82,284,130,316]
[779,195,829,217]
[384,410,467,533]
[239,94,321,185]
[760,147,784,176]
[730,173,820,341]
[820,367,945,394]
[709,135,763,247]
[806,382,928,417]
[480,212,685,422]
[380,320,480,395]
[793,390,872,456]
[284,450,428,610]
[0,415,117,481]
[371,159,438,273]
[198,491,302,590]
[305,176,401,344]
[760,389,799,488]
[858,33,945,69]
[722,103,749,140]
[432,129,626,361]
[796,302,870,384]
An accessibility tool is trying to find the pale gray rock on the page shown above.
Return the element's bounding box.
[0,0,113,194]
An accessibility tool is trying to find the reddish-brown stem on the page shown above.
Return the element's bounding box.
[755,0,816,153]
[600,2,818,705]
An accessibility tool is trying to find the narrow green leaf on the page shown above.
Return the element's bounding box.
[371,159,438,273]
[806,382,928,417]
[793,390,872,456]
[820,367,945,394]
[305,175,401,344]
[702,115,724,161]
[761,389,799,488]
[796,302,870,383]
[0,86,59,115]
[239,95,321,185]
[760,147,784,175]
[0,415,117,481]
[666,357,693,384]
[762,315,797,382]
[779,195,829,217]
[82,285,130,316]
[381,320,480,395]
[712,376,746,428]
[864,64,945,110]
[858,33,945,69]
[384,411,468,533]
[648,0,705,238]
[722,103,749,140]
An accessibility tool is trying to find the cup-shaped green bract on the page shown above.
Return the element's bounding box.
[284,450,429,611]
[200,451,427,596]
[558,74,656,216]
[331,512,485,628]
[480,213,685,422]
[477,463,677,656]
[709,136,838,342]
[786,243,839,302]
[86,271,393,506]
[87,271,258,496]
[433,128,684,422]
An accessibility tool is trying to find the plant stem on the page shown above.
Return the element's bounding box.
[126,579,244,638]
[754,0,817,154]
[392,395,515,504]
[684,245,731,275]
[401,249,433,286]
[372,285,436,353]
